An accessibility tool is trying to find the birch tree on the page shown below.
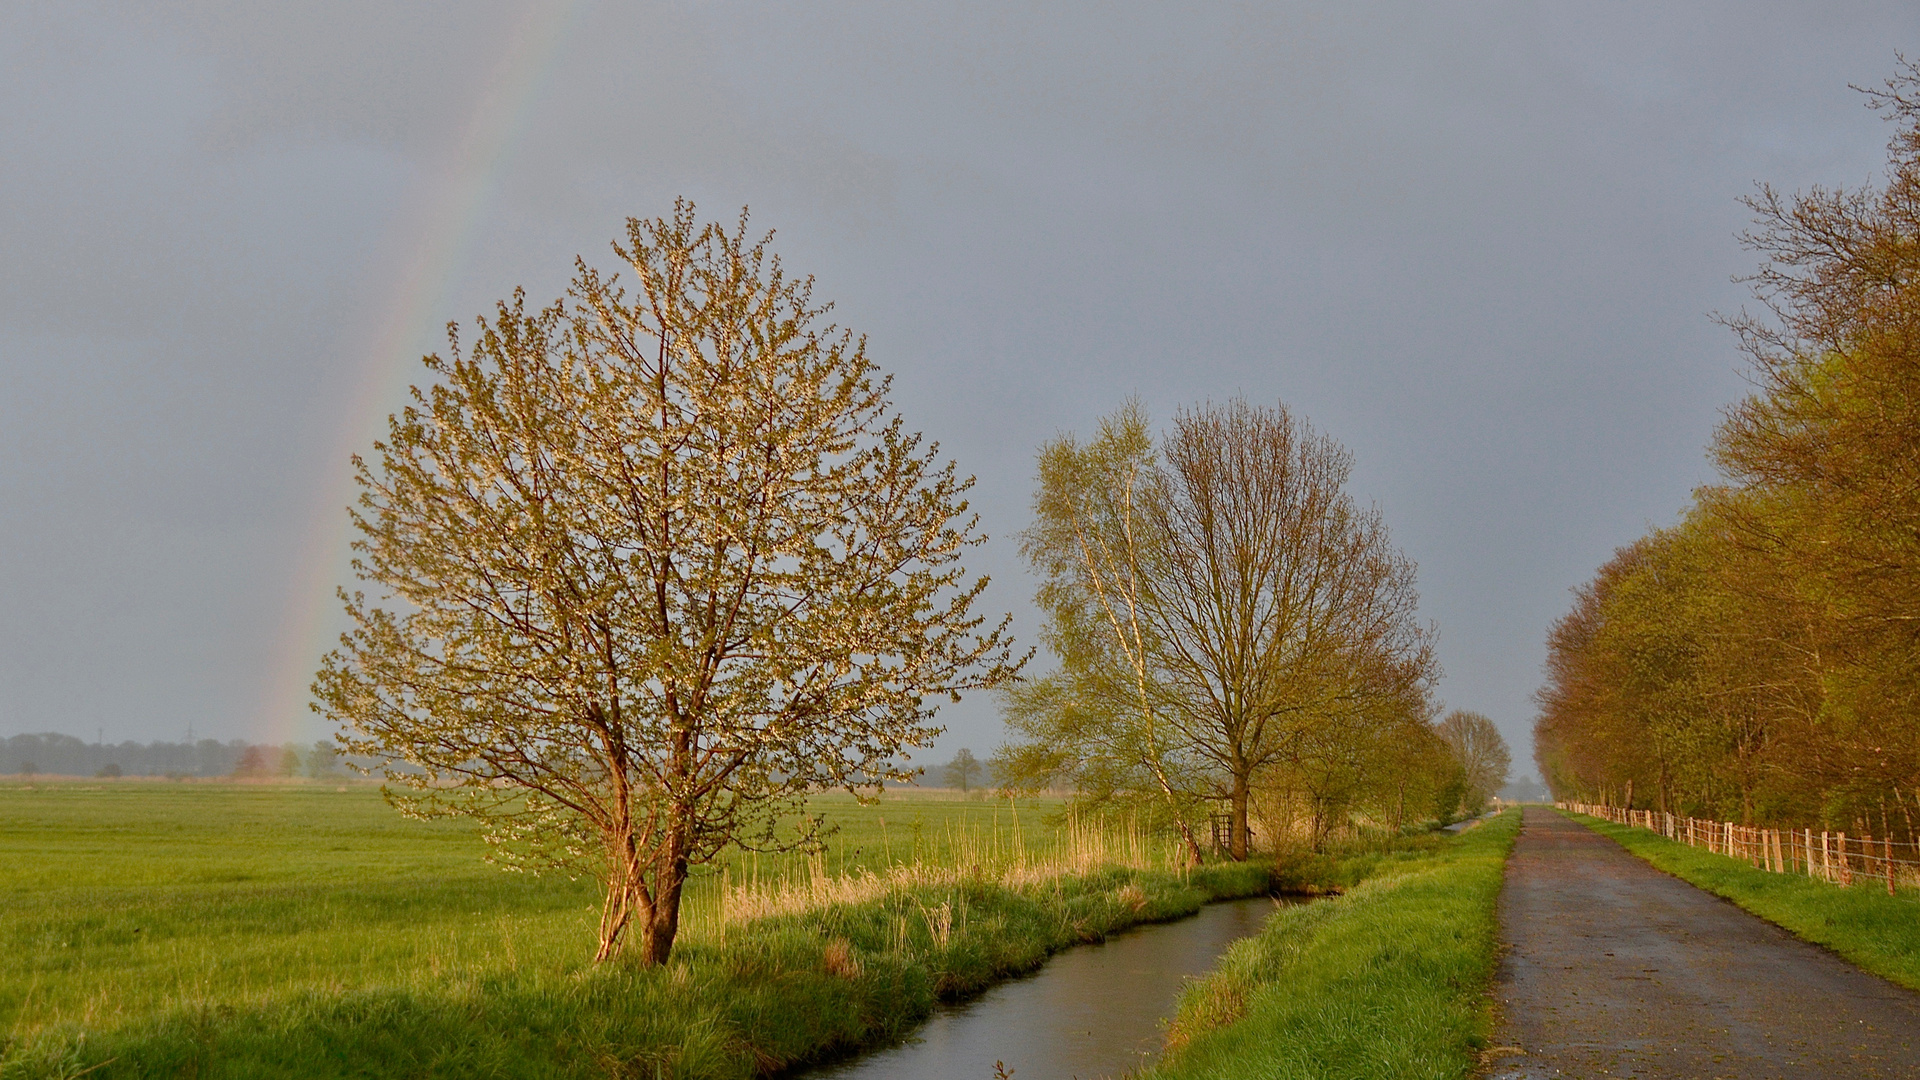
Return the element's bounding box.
[997,403,1209,862]
[314,201,1020,964]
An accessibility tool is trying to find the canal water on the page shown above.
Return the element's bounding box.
[803,895,1293,1080]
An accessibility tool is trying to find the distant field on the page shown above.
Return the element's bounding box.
[0,779,1073,1039]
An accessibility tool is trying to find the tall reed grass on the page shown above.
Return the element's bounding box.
[707,807,1185,928]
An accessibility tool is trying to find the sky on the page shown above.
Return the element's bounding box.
[1,2,1911,779]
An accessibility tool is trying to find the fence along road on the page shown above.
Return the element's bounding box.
[1489,806,1920,1079]
[1563,801,1920,894]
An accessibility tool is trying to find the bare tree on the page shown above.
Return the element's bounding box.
[1143,401,1436,857]
[1005,399,1436,859]
[1436,710,1511,815]
[315,202,1021,965]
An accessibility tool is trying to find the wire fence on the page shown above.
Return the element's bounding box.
[1559,802,1920,896]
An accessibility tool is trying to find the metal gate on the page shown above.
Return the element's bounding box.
[1208,813,1249,852]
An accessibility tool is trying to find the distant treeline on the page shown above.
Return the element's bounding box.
[1535,66,1920,841]
[3,732,361,779]
[4,730,991,788]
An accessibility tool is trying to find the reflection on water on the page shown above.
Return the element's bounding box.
[803,895,1294,1080]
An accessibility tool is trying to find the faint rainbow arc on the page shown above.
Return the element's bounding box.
[258,0,584,748]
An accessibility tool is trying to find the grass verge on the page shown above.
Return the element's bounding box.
[1567,811,1920,992]
[1145,810,1520,1080]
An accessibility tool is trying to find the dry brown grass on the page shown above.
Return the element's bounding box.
[713,813,1183,926]
[820,937,862,979]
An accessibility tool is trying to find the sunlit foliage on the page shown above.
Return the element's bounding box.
[1537,62,1920,838]
[315,202,1020,964]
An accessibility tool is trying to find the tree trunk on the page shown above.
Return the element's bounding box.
[595,839,647,963]
[640,847,688,965]
[1229,771,1250,861]
[594,822,693,966]
[1174,816,1206,866]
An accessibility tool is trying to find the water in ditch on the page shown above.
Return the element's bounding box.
[801,894,1296,1080]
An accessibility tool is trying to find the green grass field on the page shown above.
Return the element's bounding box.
[2,779,1235,1077]
[1568,811,1920,993]
[1,780,1093,1030]
[1148,811,1521,1080]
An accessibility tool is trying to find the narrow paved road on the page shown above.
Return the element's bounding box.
[1490,806,1920,1079]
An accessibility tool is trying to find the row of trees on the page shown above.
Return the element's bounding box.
[316,201,1504,965]
[1535,63,1920,841]
[2,733,345,778]
[992,400,1503,856]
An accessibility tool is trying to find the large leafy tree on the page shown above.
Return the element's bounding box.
[315,202,1020,964]
[1536,508,1825,823]
[1713,61,1920,827]
[1538,62,1920,838]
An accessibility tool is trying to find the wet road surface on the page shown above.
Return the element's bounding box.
[1490,806,1920,1079]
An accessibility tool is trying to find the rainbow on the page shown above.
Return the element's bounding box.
[255,0,585,749]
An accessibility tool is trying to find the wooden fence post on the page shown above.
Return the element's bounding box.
[1888,835,1897,897]
[1838,831,1852,887]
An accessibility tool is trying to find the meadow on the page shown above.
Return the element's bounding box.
[2,779,1253,1077]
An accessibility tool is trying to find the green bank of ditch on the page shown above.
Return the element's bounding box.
[1568,811,1920,993]
[1147,810,1522,1080]
[2,862,1272,1080]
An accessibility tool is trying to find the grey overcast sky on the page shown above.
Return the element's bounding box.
[1,2,1911,774]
